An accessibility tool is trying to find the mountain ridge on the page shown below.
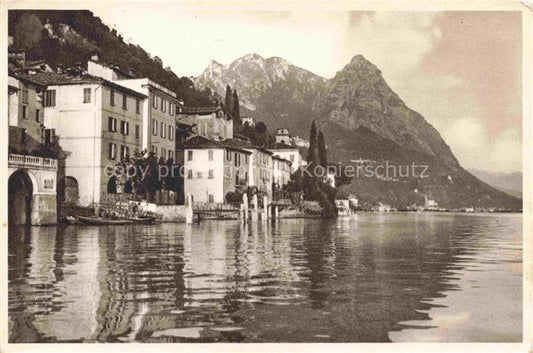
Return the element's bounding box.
[196,53,520,209]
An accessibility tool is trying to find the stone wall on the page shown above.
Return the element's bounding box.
[139,202,187,222]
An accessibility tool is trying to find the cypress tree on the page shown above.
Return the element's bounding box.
[317,130,327,167]
[224,84,233,115]
[232,90,241,126]
[307,120,318,165]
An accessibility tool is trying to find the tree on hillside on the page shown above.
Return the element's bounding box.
[14,13,42,50]
[232,90,241,126]
[317,130,327,167]
[225,85,234,115]
[307,120,318,165]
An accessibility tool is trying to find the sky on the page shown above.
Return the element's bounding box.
[93,7,522,173]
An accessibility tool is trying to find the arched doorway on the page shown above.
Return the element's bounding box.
[64,176,79,204]
[8,170,34,226]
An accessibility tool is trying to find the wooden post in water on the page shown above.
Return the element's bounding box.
[251,194,258,222]
[263,195,269,221]
[274,205,279,219]
[242,193,248,224]
[185,193,193,224]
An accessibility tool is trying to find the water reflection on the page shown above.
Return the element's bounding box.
[8,213,522,342]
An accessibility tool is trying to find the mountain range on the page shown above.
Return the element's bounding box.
[196,54,521,210]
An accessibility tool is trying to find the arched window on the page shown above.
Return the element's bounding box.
[107,176,117,194]
[64,176,79,204]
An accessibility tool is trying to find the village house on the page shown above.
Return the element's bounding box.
[24,71,148,207]
[267,142,306,174]
[88,59,181,162]
[275,128,291,145]
[175,105,234,164]
[7,72,59,225]
[183,136,250,204]
[272,155,292,190]
[222,138,274,199]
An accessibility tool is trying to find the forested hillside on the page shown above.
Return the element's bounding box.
[8,10,214,106]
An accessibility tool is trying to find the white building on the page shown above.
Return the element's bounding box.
[275,128,291,145]
[27,72,147,206]
[88,60,180,161]
[267,142,305,174]
[183,136,250,204]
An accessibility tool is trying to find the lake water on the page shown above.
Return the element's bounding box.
[8,213,522,343]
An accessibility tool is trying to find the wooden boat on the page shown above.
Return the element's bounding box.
[76,216,133,226]
[120,216,157,224]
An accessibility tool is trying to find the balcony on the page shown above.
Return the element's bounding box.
[9,154,57,169]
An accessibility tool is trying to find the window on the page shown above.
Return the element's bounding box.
[208,150,213,161]
[122,94,127,110]
[208,169,214,179]
[170,103,174,116]
[161,122,166,138]
[108,117,117,132]
[226,150,231,161]
[83,88,91,103]
[120,145,129,160]
[208,194,214,203]
[152,119,158,136]
[200,123,206,135]
[110,89,115,106]
[197,171,202,179]
[187,170,193,179]
[187,150,193,161]
[161,148,167,159]
[121,121,129,135]
[151,145,158,155]
[168,150,174,160]
[44,90,56,107]
[35,109,40,122]
[168,125,174,141]
[152,94,158,109]
[108,143,116,160]
[22,86,29,104]
[136,99,141,114]
[135,124,140,139]
[161,99,166,113]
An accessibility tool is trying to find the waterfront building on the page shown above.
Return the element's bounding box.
[267,142,305,174]
[8,72,58,225]
[222,138,274,199]
[88,59,181,161]
[272,155,292,189]
[25,72,147,206]
[183,136,250,204]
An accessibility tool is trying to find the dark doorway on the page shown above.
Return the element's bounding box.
[8,170,34,226]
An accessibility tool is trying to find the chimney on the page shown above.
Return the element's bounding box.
[57,64,63,74]
[91,52,99,61]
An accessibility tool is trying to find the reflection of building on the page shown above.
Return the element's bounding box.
[27,72,147,206]
[183,136,251,203]
[267,143,305,174]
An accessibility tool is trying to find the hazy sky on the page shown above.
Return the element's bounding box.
[94,7,522,173]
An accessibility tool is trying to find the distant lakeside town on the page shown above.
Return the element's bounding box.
[8,38,514,226]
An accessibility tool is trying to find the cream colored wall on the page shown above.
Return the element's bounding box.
[184,149,225,203]
[44,84,102,206]
[15,80,44,143]
[222,149,250,199]
[148,90,176,160]
[269,150,302,173]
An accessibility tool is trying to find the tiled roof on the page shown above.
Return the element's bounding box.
[267,142,299,150]
[180,105,233,121]
[15,72,147,99]
[183,135,224,149]
[222,138,253,149]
